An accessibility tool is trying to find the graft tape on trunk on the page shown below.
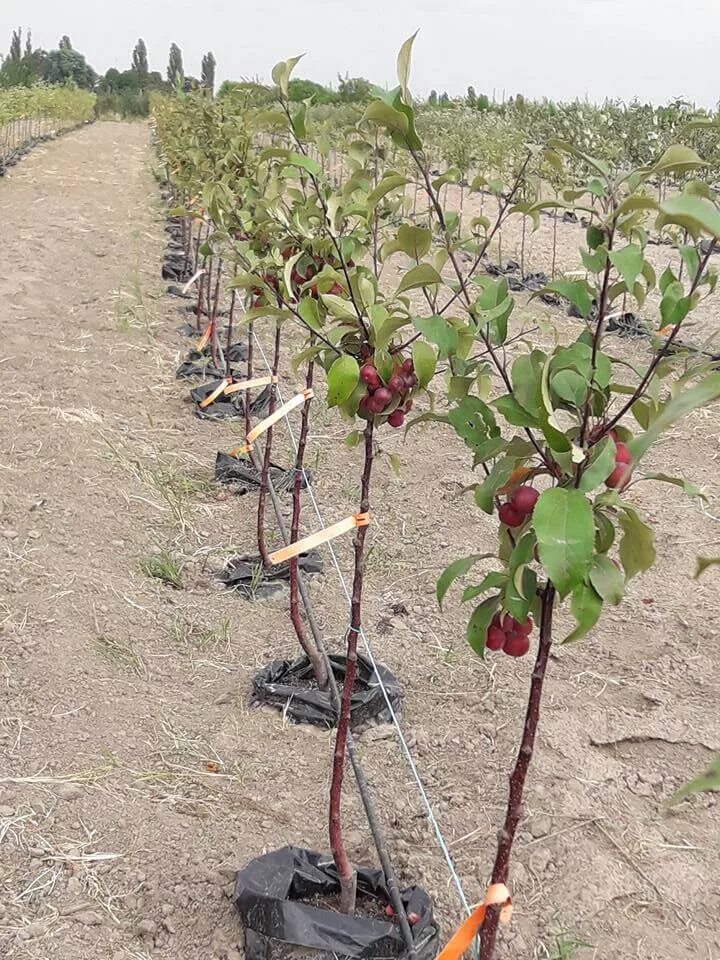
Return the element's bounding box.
[224,375,277,396]
[198,378,231,409]
[196,324,212,351]
[182,267,206,295]
[269,512,370,566]
[246,389,313,445]
[434,884,512,960]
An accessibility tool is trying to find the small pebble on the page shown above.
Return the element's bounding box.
[56,782,83,801]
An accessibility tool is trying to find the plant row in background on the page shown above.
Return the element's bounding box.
[153,36,720,960]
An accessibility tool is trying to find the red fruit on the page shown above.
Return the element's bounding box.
[388,374,405,393]
[358,395,370,412]
[486,626,506,651]
[520,616,533,636]
[329,282,344,296]
[360,363,381,388]
[614,442,632,464]
[281,246,294,260]
[504,631,530,657]
[373,387,392,410]
[404,398,414,413]
[609,429,618,442]
[402,358,414,374]
[498,502,524,527]
[407,912,420,926]
[606,463,632,489]
[510,485,539,515]
[404,374,418,388]
[388,410,405,428]
[384,904,395,918]
[367,394,386,414]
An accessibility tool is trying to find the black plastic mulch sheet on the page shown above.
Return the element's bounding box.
[218,550,323,598]
[190,380,272,421]
[253,654,402,729]
[176,342,249,381]
[234,846,439,960]
[215,452,312,494]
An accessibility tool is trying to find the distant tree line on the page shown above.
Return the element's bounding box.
[0,29,218,115]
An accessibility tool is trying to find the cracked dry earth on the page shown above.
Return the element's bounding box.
[1,121,720,960]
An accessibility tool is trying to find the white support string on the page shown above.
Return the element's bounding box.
[250,331,472,917]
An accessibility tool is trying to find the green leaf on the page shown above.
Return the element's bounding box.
[589,554,625,605]
[462,571,507,603]
[363,100,409,136]
[594,510,615,553]
[397,264,442,294]
[666,756,720,807]
[448,396,499,451]
[659,195,720,239]
[437,553,495,609]
[397,224,432,259]
[694,556,720,579]
[609,244,644,291]
[297,297,322,333]
[506,533,537,622]
[413,314,458,359]
[326,355,359,407]
[345,430,362,449]
[653,144,707,175]
[367,173,410,209]
[474,457,516,514]
[618,506,656,580]
[494,394,541,427]
[628,373,720,461]
[467,596,501,656]
[578,437,616,492]
[412,340,437,387]
[271,55,304,97]
[641,472,706,500]
[396,31,418,103]
[287,152,321,176]
[565,581,603,642]
[536,279,593,318]
[533,488,595,598]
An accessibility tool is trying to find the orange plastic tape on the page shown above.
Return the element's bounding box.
[228,443,253,457]
[199,378,231,409]
[246,389,313,445]
[435,885,512,960]
[196,324,212,351]
[268,513,370,566]
[224,375,277,396]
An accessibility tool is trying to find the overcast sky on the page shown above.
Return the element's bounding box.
[3,0,719,107]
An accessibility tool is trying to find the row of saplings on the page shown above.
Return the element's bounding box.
[162,182,654,960]
[163,219,437,960]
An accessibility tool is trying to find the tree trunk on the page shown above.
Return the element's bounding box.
[256,321,281,567]
[329,421,374,914]
[478,583,556,959]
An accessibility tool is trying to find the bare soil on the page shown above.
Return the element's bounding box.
[1,122,719,960]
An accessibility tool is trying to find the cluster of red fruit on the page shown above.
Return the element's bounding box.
[358,360,417,427]
[497,484,539,529]
[606,432,632,489]
[283,247,348,299]
[486,612,534,657]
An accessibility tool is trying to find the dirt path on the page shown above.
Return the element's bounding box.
[1,122,719,960]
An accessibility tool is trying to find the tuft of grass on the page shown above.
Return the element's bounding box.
[111,251,154,338]
[92,635,143,675]
[172,617,231,651]
[140,549,184,589]
[544,933,593,960]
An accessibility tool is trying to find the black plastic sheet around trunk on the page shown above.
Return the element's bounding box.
[215,452,312,494]
[218,550,323,598]
[234,846,438,960]
[191,380,272,421]
[176,342,248,381]
[252,654,402,729]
